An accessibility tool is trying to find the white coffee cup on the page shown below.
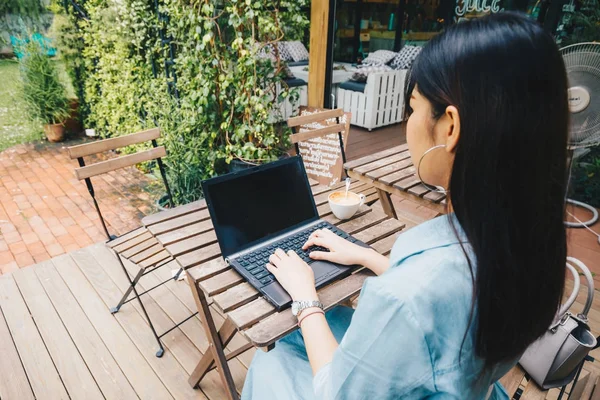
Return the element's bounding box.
[328,191,365,220]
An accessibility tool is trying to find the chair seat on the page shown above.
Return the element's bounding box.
[107,227,172,270]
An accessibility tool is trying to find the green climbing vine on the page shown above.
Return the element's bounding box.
[54,0,309,204]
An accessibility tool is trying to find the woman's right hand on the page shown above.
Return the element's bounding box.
[302,228,369,266]
[303,228,391,275]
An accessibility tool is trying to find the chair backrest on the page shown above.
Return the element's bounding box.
[287,108,348,160]
[68,128,166,179]
[67,127,173,239]
[287,108,350,186]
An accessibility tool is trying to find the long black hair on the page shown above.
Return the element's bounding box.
[406,12,568,371]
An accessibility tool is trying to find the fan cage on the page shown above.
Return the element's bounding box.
[560,42,600,149]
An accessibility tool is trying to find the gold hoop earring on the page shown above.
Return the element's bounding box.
[416,144,447,194]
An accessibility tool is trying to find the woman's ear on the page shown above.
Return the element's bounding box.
[444,105,461,153]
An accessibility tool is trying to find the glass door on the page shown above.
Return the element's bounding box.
[328,0,403,108]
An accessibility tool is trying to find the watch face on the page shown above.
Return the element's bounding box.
[291,302,299,316]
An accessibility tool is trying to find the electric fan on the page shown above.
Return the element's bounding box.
[560,42,600,243]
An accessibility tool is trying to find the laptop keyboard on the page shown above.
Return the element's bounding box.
[234,222,351,286]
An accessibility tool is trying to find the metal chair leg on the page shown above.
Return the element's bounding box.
[111,254,165,357]
[111,267,144,314]
[172,267,183,281]
[132,284,166,358]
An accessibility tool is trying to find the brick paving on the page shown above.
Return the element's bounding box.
[0,128,598,282]
[0,138,162,274]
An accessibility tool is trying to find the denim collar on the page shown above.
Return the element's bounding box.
[389,213,469,266]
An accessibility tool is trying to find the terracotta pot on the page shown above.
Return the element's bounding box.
[44,123,66,142]
[156,194,173,211]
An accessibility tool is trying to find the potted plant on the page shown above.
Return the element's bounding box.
[19,40,70,142]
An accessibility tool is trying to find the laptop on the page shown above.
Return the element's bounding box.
[201,156,370,310]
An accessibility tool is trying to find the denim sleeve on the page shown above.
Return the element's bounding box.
[312,278,436,399]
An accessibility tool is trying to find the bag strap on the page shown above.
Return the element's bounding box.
[566,257,594,318]
[558,263,581,318]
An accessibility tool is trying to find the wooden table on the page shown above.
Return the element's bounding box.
[140,179,410,399]
[344,143,447,218]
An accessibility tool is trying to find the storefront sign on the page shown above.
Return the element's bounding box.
[455,0,503,16]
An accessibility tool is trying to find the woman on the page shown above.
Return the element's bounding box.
[242,12,568,399]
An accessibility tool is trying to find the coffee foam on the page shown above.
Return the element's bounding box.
[330,191,360,205]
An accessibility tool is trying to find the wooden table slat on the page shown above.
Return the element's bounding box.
[407,183,430,197]
[141,200,205,226]
[165,230,218,257]
[423,191,446,203]
[156,219,214,246]
[378,166,416,186]
[393,175,422,191]
[187,258,228,283]
[336,211,389,235]
[212,283,260,313]
[366,158,413,180]
[199,269,244,297]
[370,232,402,255]
[148,209,211,236]
[353,218,406,244]
[177,243,221,269]
[365,192,380,204]
[343,143,408,169]
[353,151,411,176]
[227,298,276,331]
[311,184,332,196]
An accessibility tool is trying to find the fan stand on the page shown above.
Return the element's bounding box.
[560,42,600,246]
[565,199,600,245]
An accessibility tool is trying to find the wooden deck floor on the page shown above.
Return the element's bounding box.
[1,240,600,399]
[0,243,255,400]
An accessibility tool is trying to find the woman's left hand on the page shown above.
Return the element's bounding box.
[266,249,318,302]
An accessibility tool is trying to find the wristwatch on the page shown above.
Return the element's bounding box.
[291,300,324,317]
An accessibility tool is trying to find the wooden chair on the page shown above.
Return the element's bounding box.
[67,127,196,357]
[287,107,349,161]
[500,360,599,400]
[287,107,351,189]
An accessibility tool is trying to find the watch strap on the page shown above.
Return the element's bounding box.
[294,300,324,317]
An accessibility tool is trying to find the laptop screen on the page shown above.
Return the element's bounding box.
[203,157,318,258]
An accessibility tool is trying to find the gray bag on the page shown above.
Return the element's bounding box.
[519,257,597,390]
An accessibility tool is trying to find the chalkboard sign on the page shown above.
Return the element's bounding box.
[296,107,351,187]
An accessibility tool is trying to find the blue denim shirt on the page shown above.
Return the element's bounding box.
[241,214,514,399]
[312,214,514,399]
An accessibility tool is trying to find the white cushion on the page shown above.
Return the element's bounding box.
[362,50,397,66]
[285,41,309,62]
[389,46,422,70]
